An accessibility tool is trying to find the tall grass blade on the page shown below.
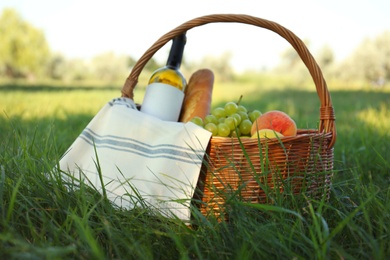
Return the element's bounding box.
[326,190,379,243]
[92,139,107,200]
[239,202,305,221]
[6,175,23,224]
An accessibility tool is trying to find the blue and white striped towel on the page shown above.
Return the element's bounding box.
[59,97,212,221]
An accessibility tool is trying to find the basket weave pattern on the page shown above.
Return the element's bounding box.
[198,130,334,217]
[121,14,336,218]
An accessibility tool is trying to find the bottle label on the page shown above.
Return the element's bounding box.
[140,83,184,121]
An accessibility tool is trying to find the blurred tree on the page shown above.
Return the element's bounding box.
[143,57,161,73]
[62,58,90,82]
[314,44,337,83]
[274,39,312,85]
[337,31,390,87]
[374,30,390,86]
[278,45,302,69]
[127,56,137,69]
[198,52,235,81]
[90,52,130,82]
[0,8,50,79]
[316,44,335,69]
[46,53,67,80]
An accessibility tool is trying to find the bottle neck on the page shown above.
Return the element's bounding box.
[166,33,186,69]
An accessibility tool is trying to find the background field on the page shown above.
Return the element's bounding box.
[0,80,389,259]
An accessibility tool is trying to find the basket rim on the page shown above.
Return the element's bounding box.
[210,129,332,144]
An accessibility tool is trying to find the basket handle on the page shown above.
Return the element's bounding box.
[121,14,336,148]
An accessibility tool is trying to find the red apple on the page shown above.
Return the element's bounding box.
[251,110,297,137]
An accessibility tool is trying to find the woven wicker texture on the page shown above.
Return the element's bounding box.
[121,14,336,218]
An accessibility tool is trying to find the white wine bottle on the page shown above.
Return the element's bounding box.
[140,33,187,121]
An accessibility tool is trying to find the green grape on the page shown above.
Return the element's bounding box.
[190,116,203,127]
[249,110,262,123]
[217,122,231,137]
[239,119,252,136]
[224,101,238,116]
[238,111,249,120]
[205,100,263,138]
[231,113,242,125]
[204,123,218,136]
[230,128,241,137]
[224,117,236,130]
[237,105,247,113]
[211,107,226,118]
[204,114,218,125]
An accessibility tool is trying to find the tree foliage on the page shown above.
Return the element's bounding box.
[91,52,130,82]
[0,8,50,79]
[316,44,335,70]
[1,8,389,88]
[45,53,140,83]
[274,32,390,88]
[336,31,390,86]
[273,39,313,85]
[197,52,235,82]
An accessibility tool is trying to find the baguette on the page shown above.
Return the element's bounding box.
[179,69,214,123]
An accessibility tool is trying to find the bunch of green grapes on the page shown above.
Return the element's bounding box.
[190,101,262,137]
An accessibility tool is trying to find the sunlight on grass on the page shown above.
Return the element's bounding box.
[0,88,146,120]
[1,91,112,119]
[357,102,390,136]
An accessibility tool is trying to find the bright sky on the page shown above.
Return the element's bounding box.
[1,0,389,71]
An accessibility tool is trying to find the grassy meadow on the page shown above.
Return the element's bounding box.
[0,78,389,259]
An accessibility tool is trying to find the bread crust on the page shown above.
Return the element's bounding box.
[179,69,214,122]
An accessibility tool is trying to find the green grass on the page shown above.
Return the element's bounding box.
[0,81,389,259]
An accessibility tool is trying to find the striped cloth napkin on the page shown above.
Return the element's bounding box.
[59,97,211,221]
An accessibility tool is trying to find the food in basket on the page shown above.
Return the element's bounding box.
[251,128,284,139]
[251,110,297,137]
[248,109,262,123]
[189,101,298,139]
[239,119,252,135]
[204,122,218,136]
[224,101,239,115]
[179,69,214,122]
[190,100,263,137]
[190,116,204,126]
[204,114,218,124]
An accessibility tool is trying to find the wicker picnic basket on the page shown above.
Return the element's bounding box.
[121,14,336,218]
